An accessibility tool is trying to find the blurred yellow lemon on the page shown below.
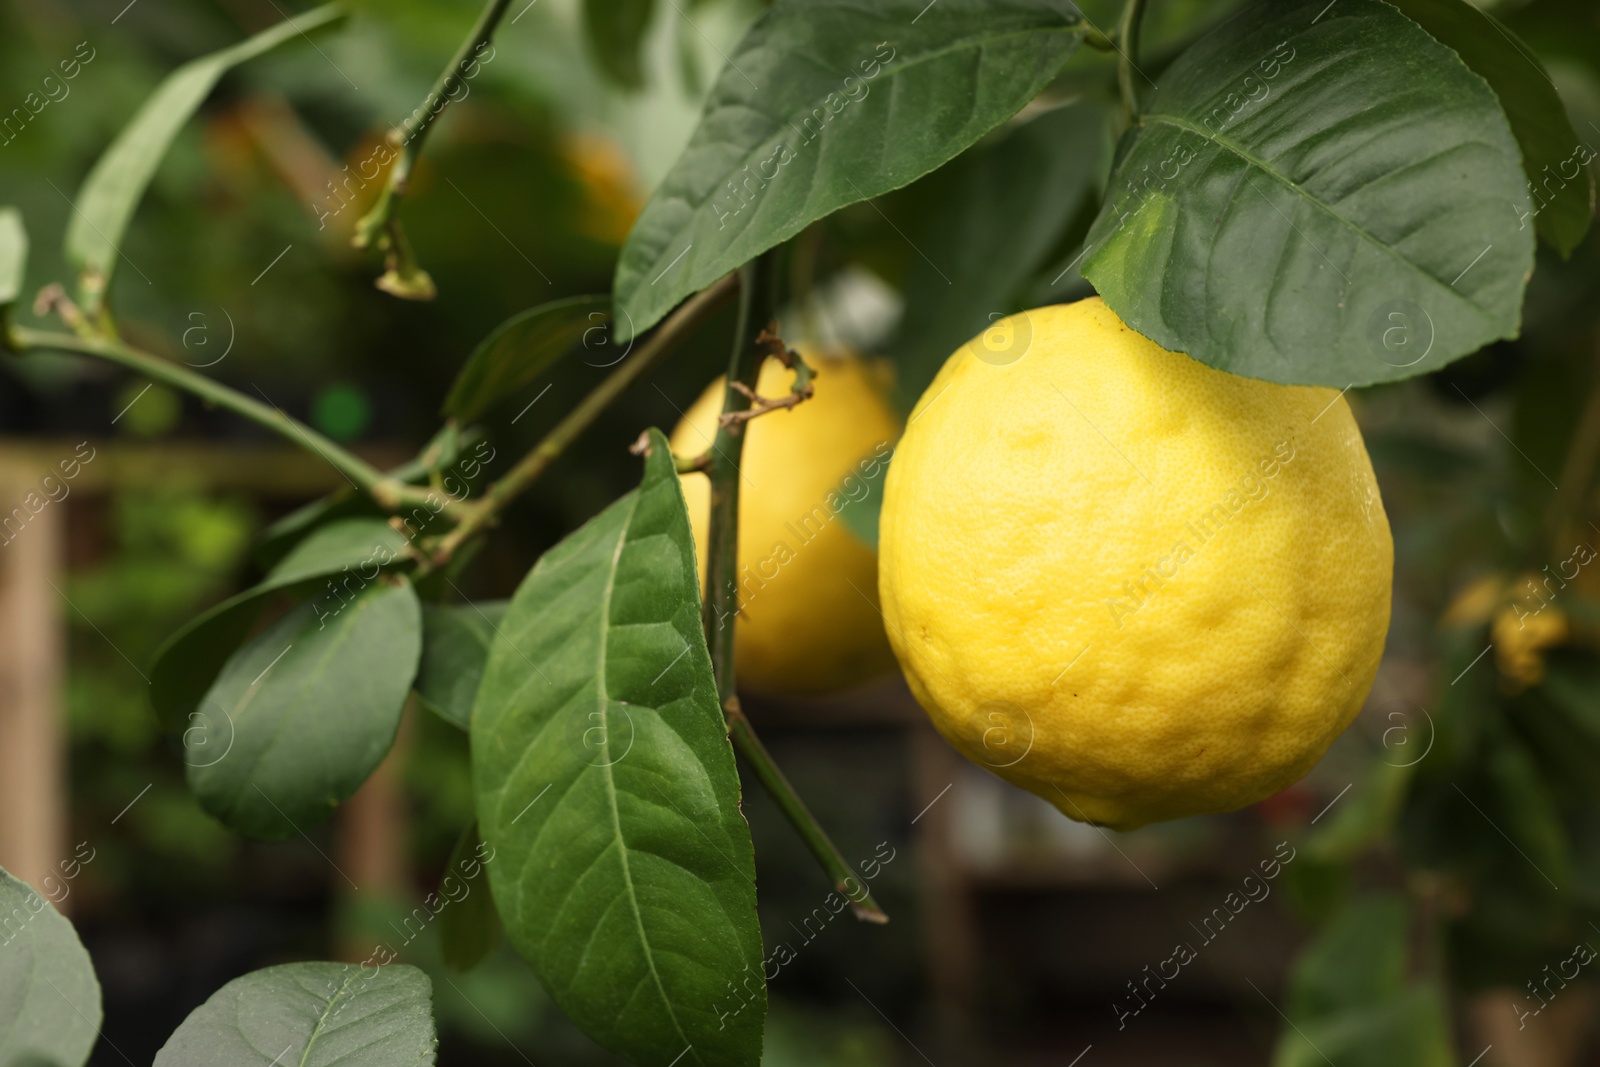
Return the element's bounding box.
[879,298,1393,830]
[673,352,900,694]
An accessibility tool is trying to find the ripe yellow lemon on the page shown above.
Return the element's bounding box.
[673,352,900,694]
[879,298,1392,830]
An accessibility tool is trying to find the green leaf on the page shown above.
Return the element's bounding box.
[443,295,611,424]
[151,518,409,730]
[186,580,422,840]
[153,961,437,1066]
[1082,0,1533,387]
[415,601,508,730]
[65,4,344,299]
[0,866,102,1067]
[1385,0,1594,257]
[613,0,1085,340]
[0,208,26,310]
[891,101,1113,411]
[583,0,657,90]
[438,822,502,973]
[472,428,765,1067]
[1274,894,1454,1067]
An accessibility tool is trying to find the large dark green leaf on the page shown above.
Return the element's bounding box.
[472,428,764,1067]
[415,601,508,730]
[65,5,343,299]
[1273,894,1453,1067]
[186,580,422,840]
[443,295,610,424]
[613,0,1085,339]
[0,867,101,1067]
[154,962,436,1066]
[1082,0,1533,387]
[151,518,408,730]
[583,0,656,90]
[438,822,502,973]
[1386,0,1594,257]
[892,101,1113,412]
[0,208,25,309]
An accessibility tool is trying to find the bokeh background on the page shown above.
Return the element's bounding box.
[2,0,1600,1064]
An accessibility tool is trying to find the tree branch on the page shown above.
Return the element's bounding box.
[8,325,440,513]
[428,272,740,565]
[701,254,889,924]
[353,0,515,299]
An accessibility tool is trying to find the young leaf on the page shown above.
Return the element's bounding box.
[612,0,1086,340]
[443,295,610,424]
[0,207,26,310]
[65,4,344,299]
[891,101,1113,412]
[0,867,102,1067]
[473,428,765,1067]
[1385,0,1595,257]
[438,822,503,973]
[151,518,408,730]
[1082,0,1533,387]
[186,580,423,840]
[153,961,437,1066]
[583,0,657,90]
[415,601,508,730]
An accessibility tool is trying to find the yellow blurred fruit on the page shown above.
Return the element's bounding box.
[879,298,1393,830]
[1492,590,1568,692]
[673,352,901,694]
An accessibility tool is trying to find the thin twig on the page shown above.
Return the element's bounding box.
[716,322,816,433]
[701,256,888,924]
[428,273,740,565]
[9,324,439,512]
[353,0,514,298]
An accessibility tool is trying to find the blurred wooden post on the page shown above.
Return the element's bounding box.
[0,466,66,898]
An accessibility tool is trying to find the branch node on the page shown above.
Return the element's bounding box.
[717,323,816,433]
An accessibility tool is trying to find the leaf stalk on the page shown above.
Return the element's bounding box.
[1116,0,1149,128]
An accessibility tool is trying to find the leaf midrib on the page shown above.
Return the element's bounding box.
[295,968,363,1067]
[1139,110,1501,313]
[592,491,700,1066]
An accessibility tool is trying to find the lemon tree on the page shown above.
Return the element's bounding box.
[0,0,1590,1063]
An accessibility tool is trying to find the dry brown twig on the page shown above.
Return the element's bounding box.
[717,323,817,434]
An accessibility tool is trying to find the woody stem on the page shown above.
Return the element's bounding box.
[701,253,889,923]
